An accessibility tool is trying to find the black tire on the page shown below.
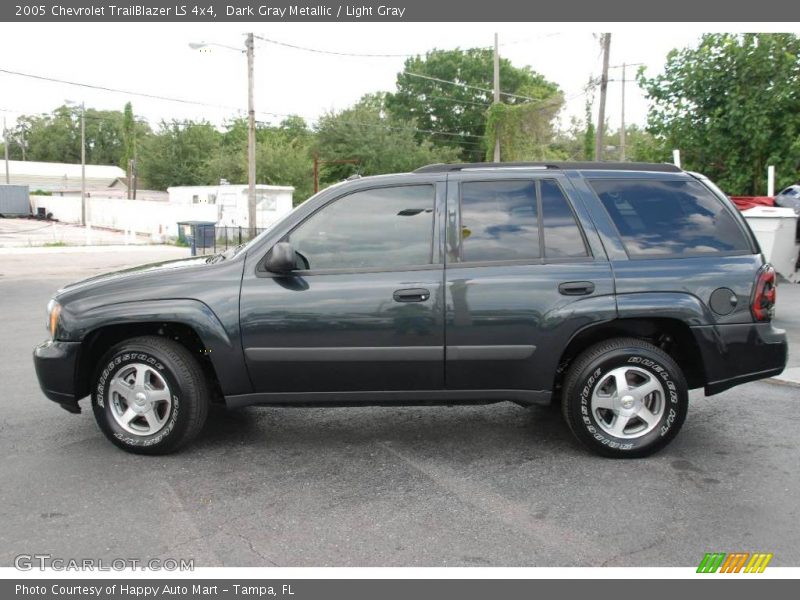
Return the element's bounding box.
[91,336,209,455]
[561,337,688,458]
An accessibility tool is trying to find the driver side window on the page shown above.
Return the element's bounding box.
[288,185,435,271]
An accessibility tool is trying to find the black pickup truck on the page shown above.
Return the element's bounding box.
[34,162,787,457]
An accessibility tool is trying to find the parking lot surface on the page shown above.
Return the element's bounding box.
[1,249,798,567]
[0,217,155,248]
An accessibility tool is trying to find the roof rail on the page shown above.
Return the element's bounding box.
[413,161,682,174]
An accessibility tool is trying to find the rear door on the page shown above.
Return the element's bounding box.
[444,170,616,394]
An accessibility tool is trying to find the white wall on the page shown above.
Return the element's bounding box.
[30,195,219,238]
[168,184,294,229]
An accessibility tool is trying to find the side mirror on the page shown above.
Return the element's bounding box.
[265,242,297,274]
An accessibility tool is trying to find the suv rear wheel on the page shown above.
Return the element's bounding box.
[91,336,209,454]
[561,337,689,458]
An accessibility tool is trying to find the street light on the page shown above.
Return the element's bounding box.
[189,35,257,236]
[65,100,86,226]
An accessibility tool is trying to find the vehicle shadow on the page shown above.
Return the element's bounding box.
[196,401,579,457]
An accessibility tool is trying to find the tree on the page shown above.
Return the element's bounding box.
[138,120,221,189]
[387,48,561,161]
[640,33,800,195]
[603,125,669,163]
[205,117,316,204]
[485,93,564,161]
[5,104,149,167]
[583,100,596,161]
[121,102,136,170]
[315,94,460,182]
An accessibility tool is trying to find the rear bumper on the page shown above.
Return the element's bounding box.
[32,340,82,413]
[692,322,788,396]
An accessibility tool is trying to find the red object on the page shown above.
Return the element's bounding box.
[751,265,777,322]
[730,196,774,211]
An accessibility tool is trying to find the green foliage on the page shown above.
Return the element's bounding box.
[257,118,315,204]
[485,94,564,161]
[204,117,315,204]
[315,94,460,182]
[583,100,595,161]
[137,120,222,189]
[387,48,560,161]
[640,33,800,195]
[8,104,149,167]
[121,102,136,170]
[603,124,670,163]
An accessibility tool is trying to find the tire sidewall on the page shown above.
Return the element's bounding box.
[573,347,687,455]
[92,347,184,451]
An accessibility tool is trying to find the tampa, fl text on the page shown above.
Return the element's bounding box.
[227,5,408,17]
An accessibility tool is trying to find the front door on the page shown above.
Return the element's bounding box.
[239,181,446,394]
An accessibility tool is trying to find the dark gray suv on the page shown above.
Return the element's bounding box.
[33,162,787,457]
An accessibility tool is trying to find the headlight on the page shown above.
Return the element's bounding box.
[46,299,61,339]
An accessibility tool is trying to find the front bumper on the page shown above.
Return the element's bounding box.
[33,340,82,413]
[693,322,788,396]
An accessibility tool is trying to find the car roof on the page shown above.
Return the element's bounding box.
[413,161,682,174]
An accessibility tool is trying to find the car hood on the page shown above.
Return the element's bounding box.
[56,255,212,298]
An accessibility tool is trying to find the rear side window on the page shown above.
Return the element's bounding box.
[460,180,540,262]
[589,179,751,257]
[541,180,589,258]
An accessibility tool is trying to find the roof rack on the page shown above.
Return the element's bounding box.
[413,161,682,174]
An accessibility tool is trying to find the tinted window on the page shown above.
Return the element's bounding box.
[541,179,589,258]
[289,185,434,270]
[460,180,539,261]
[589,179,751,257]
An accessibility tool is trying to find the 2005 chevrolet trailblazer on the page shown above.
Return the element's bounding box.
[33,162,788,457]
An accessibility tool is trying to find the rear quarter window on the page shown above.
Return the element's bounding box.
[588,179,752,258]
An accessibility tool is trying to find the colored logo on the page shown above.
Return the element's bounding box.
[697,552,773,573]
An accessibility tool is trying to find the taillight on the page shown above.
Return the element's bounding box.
[751,265,777,322]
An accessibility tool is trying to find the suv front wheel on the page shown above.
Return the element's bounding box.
[561,338,689,458]
[91,336,210,454]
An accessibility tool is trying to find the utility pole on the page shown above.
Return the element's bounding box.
[619,62,626,161]
[246,32,257,236]
[595,33,611,161]
[493,32,501,162]
[3,117,9,184]
[80,102,86,226]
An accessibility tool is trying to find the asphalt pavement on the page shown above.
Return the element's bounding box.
[0,249,798,568]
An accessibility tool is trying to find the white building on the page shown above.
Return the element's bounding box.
[2,160,126,191]
[167,184,294,229]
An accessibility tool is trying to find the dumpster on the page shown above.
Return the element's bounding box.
[742,206,799,282]
[177,220,216,256]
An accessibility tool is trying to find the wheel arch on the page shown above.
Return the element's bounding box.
[71,299,251,400]
[553,317,707,396]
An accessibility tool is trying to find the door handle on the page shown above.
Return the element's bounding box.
[393,288,431,303]
[558,281,595,296]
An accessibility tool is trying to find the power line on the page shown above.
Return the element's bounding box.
[257,119,486,148]
[0,67,244,112]
[254,35,415,58]
[402,71,536,102]
[254,34,550,102]
[0,66,489,141]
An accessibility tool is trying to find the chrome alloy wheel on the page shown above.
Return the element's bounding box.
[590,366,665,439]
[108,363,173,436]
